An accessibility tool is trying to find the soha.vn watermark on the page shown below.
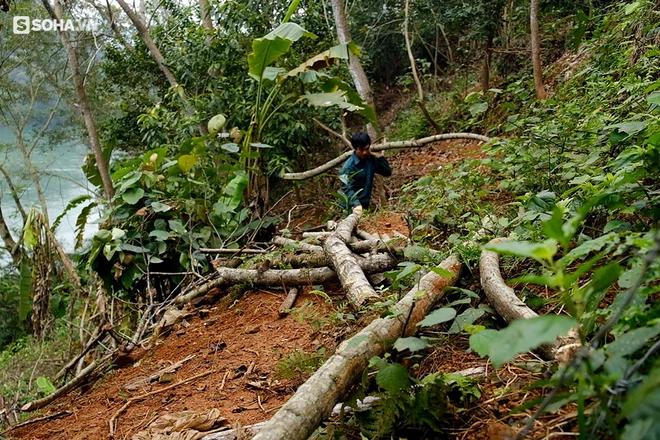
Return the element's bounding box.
[13,16,98,34]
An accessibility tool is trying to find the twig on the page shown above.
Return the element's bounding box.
[54,325,108,382]
[313,118,351,148]
[220,370,230,391]
[109,369,214,437]
[0,410,72,434]
[257,395,265,413]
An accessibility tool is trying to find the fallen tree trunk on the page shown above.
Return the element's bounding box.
[175,253,397,306]
[250,254,462,440]
[480,238,579,361]
[21,354,112,412]
[272,237,322,253]
[323,214,378,308]
[282,133,492,180]
[279,287,300,316]
[272,236,404,255]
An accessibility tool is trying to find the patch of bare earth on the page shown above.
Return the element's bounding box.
[7,290,338,440]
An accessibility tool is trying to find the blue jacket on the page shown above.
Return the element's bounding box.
[339,153,392,209]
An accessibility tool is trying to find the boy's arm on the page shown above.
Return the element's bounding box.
[373,154,392,177]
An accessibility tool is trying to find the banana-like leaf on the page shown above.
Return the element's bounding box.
[219,171,248,211]
[286,42,359,78]
[52,195,92,232]
[302,91,363,112]
[248,23,316,82]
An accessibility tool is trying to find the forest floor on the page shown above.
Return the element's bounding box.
[4,139,562,440]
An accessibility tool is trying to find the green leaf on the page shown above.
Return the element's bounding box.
[122,188,144,205]
[149,230,172,241]
[282,0,301,23]
[417,308,457,327]
[302,91,363,112]
[606,323,660,358]
[528,191,556,212]
[543,208,570,248]
[168,220,186,235]
[219,171,248,211]
[469,329,499,357]
[393,336,431,352]
[376,362,411,393]
[178,154,197,173]
[468,102,488,117]
[248,23,316,81]
[221,143,240,153]
[151,202,172,213]
[609,121,647,135]
[647,92,660,106]
[487,316,577,368]
[207,114,226,136]
[120,244,148,253]
[36,377,56,395]
[52,195,92,232]
[449,308,486,334]
[485,239,558,263]
[395,262,420,281]
[250,142,274,149]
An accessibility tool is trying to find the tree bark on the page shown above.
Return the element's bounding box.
[282,133,492,180]
[404,0,441,134]
[330,0,377,138]
[114,0,179,90]
[0,204,20,264]
[530,0,546,99]
[480,238,578,361]
[323,214,379,308]
[41,0,114,199]
[199,0,213,31]
[251,255,461,440]
[279,287,300,316]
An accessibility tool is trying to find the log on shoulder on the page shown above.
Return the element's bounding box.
[322,214,378,308]
[251,254,462,440]
[480,238,579,361]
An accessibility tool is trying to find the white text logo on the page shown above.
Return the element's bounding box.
[13,16,98,34]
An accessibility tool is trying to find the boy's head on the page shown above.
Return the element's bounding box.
[351,133,371,159]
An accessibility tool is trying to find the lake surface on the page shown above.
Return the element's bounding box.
[0,125,97,263]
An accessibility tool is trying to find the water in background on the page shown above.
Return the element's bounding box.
[0,125,97,262]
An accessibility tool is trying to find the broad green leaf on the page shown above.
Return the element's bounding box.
[221,143,240,153]
[248,23,316,81]
[282,0,301,23]
[120,244,148,253]
[149,230,172,241]
[527,191,556,212]
[622,366,660,418]
[487,316,577,368]
[624,1,641,15]
[622,419,660,440]
[485,239,558,263]
[606,323,660,358]
[468,102,488,116]
[560,233,618,264]
[469,329,499,357]
[376,363,411,393]
[395,262,420,281]
[393,336,430,352]
[609,121,647,135]
[417,308,457,327]
[122,187,144,205]
[512,273,558,288]
[302,91,362,112]
[286,42,357,78]
[207,114,226,136]
[250,143,274,149]
[449,308,486,334]
[178,154,197,173]
[543,208,569,247]
[168,220,186,235]
[219,172,248,211]
[647,92,660,106]
[403,245,430,261]
[151,202,172,212]
[52,195,92,232]
[36,377,56,395]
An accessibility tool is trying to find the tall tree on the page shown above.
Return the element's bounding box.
[530,0,546,99]
[41,0,115,199]
[330,0,378,138]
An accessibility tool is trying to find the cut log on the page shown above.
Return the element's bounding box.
[480,238,579,361]
[279,288,300,316]
[251,254,462,440]
[175,253,398,306]
[323,214,378,308]
[272,237,322,253]
[282,133,492,180]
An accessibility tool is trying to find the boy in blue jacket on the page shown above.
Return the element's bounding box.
[339,133,392,216]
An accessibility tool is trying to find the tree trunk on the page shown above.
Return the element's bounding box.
[404,0,441,134]
[114,0,179,89]
[323,214,379,307]
[330,0,378,138]
[530,0,546,99]
[480,238,578,361]
[481,28,495,91]
[199,0,213,31]
[251,255,462,440]
[41,0,114,199]
[282,133,492,180]
[0,205,21,264]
